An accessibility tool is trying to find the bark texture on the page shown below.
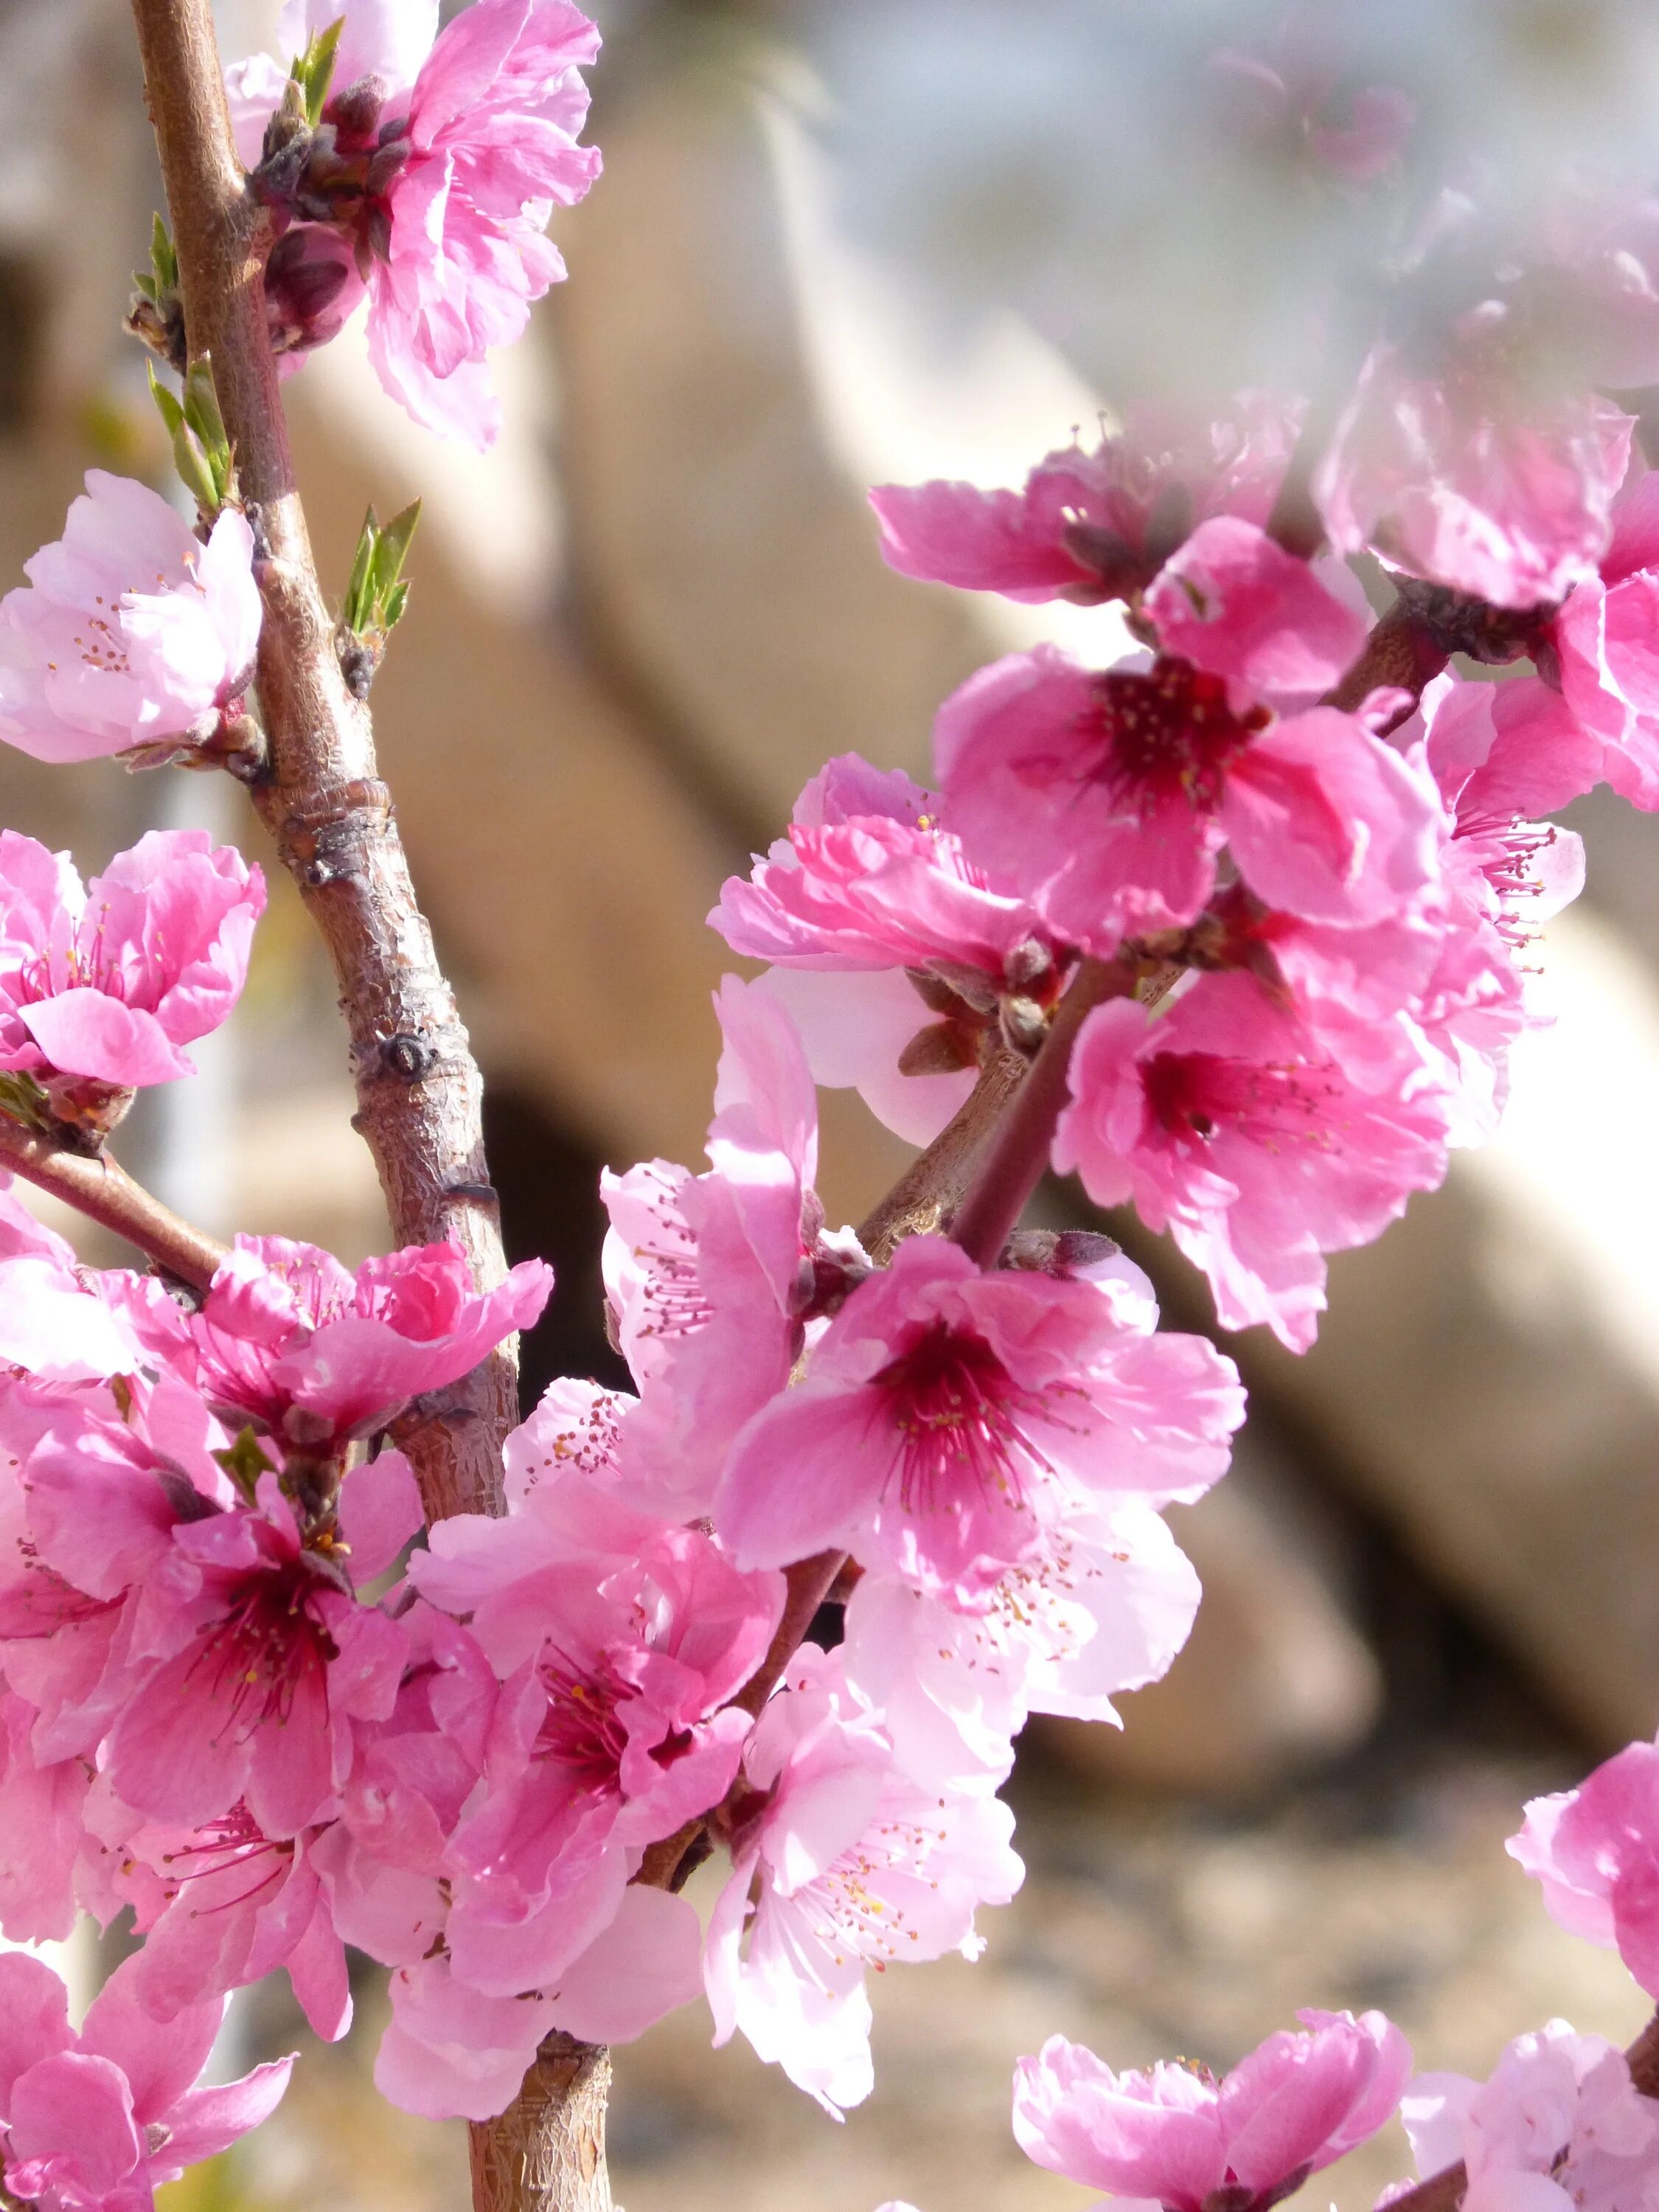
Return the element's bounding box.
[468,2039,613,2212]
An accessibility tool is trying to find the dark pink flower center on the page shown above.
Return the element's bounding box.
[1074,656,1269,815]
[535,1649,634,1791]
[871,1320,1058,1517]
[188,1565,336,1744]
[1142,1048,1341,1148]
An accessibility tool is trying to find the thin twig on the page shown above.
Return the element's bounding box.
[950,959,1129,1268]
[0,1115,227,1290]
[1324,600,1449,720]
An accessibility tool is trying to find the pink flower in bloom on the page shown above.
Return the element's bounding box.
[1013,2011,1412,2212]
[706,1647,1024,2115]
[364,0,602,447]
[410,1468,780,1995]
[103,1464,413,1840]
[376,1887,703,2121]
[117,1233,551,1453]
[0,475,260,765]
[1207,44,1415,188]
[0,830,264,1091]
[226,0,441,167]
[1508,1742,1659,1994]
[1054,975,1453,1351]
[1315,341,1635,611]
[0,1182,141,1382]
[1397,2022,1659,2212]
[840,1496,1202,1793]
[716,1234,1242,1607]
[936,639,1442,957]
[0,1951,291,2212]
[602,979,852,1517]
[869,395,1298,605]
[1553,470,1659,811]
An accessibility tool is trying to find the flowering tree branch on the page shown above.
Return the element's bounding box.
[0,1113,227,1290]
[127,0,517,1528]
[856,1043,1029,1261]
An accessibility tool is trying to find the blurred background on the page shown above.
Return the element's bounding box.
[5,0,1659,2205]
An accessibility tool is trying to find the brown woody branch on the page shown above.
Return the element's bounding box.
[127,0,539,2201]
[857,1044,1029,1262]
[0,1114,227,1290]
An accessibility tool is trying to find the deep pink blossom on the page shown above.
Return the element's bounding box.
[706,1647,1023,2115]
[869,396,1298,605]
[364,0,602,446]
[0,475,260,765]
[1142,521,1368,703]
[0,1951,291,2212]
[411,1471,779,1995]
[0,830,263,1091]
[1054,975,1453,1351]
[716,1234,1242,1607]
[104,1468,411,1840]
[1397,2023,1659,2212]
[1508,1742,1659,1994]
[936,645,1444,956]
[116,1233,550,1453]
[1013,2011,1412,2212]
[602,978,849,1518]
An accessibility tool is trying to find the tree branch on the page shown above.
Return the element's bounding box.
[949,959,1129,1268]
[128,1,542,2202]
[1324,600,1449,720]
[857,1044,1029,1263]
[0,1115,227,1290]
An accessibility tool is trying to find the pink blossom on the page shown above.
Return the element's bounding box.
[1142,521,1368,703]
[96,1798,352,2045]
[1013,2011,1412,2212]
[226,0,441,167]
[706,1647,1023,2115]
[116,1234,551,1453]
[1508,1742,1659,1995]
[602,978,849,1518]
[936,646,1444,956]
[0,1692,89,1944]
[0,1950,291,2212]
[1208,45,1414,188]
[376,1886,703,2121]
[758,967,981,1147]
[410,1472,779,1995]
[0,830,263,1091]
[0,475,260,764]
[1054,975,1453,1351]
[364,0,602,447]
[1553,470,1659,811]
[715,1235,1242,1607]
[869,396,1298,605]
[0,1183,141,1382]
[840,1496,1201,1793]
[104,1469,409,1840]
[1315,340,1635,610]
[1397,2023,1659,2212]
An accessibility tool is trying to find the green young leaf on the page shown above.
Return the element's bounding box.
[212,1425,278,1501]
[342,500,421,644]
[383,578,410,627]
[344,507,379,634]
[147,362,184,439]
[170,422,222,517]
[292,15,345,128]
[150,214,178,295]
[182,358,228,459]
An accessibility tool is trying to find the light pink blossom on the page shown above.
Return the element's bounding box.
[226,0,441,167]
[936,646,1444,956]
[0,1183,140,1382]
[0,1951,291,2212]
[116,1233,551,1453]
[869,396,1298,605]
[1054,975,1453,1351]
[1396,2022,1659,2212]
[602,978,851,1518]
[1013,2011,1412,2212]
[0,830,263,1091]
[706,1647,1023,2115]
[0,475,260,764]
[364,0,602,446]
[716,1234,1242,1607]
[1553,470,1659,811]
